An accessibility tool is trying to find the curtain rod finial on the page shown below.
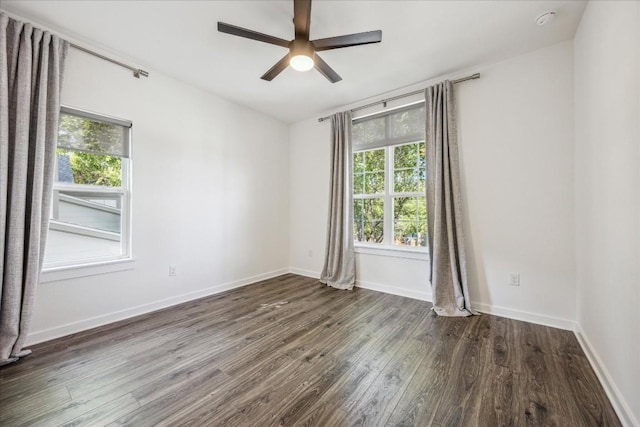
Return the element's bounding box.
[133,69,149,78]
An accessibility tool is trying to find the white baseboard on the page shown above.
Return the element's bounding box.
[289,267,574,329]
[355,279,432,301]
[471,301,575,331]
[574,324,637,427]
[289,268,432,301]
[26,267,290,346]
[289,267,320,279]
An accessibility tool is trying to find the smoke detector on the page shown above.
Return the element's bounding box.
[536,11,557,26]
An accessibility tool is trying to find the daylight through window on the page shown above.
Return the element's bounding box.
[352,103,427,248]
[44,107,132,268]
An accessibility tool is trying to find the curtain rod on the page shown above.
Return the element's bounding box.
[317,72,480,123]
[70,43,149,79]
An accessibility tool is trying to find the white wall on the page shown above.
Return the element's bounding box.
[574,2,640,425]
[29,48,290,343]
[290,41,576,328]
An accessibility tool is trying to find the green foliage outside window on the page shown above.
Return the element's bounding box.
[353,142,427,246]
[57,113,123,187]
[354,148,386,243]
[57,149,121,187]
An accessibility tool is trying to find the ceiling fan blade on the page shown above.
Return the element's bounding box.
[294,0,312,40]
[261,54,291,81]
[313,53,342,83]
[218,22,290,48]
[312,30,382,51]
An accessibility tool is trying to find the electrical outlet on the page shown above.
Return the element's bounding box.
[509,272,520,286]
[308,250,313,258]
[169,266,177,277]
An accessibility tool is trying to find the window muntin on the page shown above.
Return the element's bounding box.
[353,103,427,249]
[44,107,132,268]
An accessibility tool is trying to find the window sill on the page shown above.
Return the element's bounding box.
[354,244,429,261]
[41,258,136,284]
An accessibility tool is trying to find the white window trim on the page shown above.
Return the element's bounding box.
[354,243,429,261]
[43,105,134,276]
[41,258,136,283]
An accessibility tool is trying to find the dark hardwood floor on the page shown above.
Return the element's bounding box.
[0,274,620,426]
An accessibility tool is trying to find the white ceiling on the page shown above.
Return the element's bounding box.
[2,1,586,123]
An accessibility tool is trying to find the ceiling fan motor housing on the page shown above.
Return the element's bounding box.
[217,0,382,82]
[290,39,314,57]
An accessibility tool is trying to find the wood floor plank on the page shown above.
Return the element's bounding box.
[428,335,492,426]
[252,358,353,426]
[107,369,234,426]
[555,351,622,426]
[384,363,447,427]
[0,350,128,400]
[0,385,71,426]
[170,402,250,427]
[343,336,431,426]
[19,390,130,427]
[517,320,571,426]
[295,401,348,427]
[0,274,621,427]
[60,393,140,427]
[63,329,219,401]
[476,364,518,427]
[303,361,381,419]
[178,352,299,423]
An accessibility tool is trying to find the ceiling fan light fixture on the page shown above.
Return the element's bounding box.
[217,0,382,82]
[290,54,314,72]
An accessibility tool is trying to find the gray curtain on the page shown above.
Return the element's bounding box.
[0,13,69,365]
[320,111,355,290]
[425,81,475,316]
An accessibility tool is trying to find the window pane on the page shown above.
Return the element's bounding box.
[394,168,421,193]
[55,190,121,232]
[365,171,384,194]
[58,112,128,157]
[44,229,122,265]
[393,142,425,193]
[45,189,123,264]
[418,142,426,169]
[354,198,384,243]
[354,199,363,220]
[393,196,427,246]
[362,220,384,244]
[364,198,384,219]
[364,149,385,171]
[354,148,385,195]
[354,152,365,173]
[353,172,364,195]
[394,143,418,169]
[57,150,122,187]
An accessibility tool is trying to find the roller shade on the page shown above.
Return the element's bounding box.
[58,106,131,158]
[353,102,425,150]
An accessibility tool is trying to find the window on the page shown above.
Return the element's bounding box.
[43,107,132,269]
[353,103,427,249]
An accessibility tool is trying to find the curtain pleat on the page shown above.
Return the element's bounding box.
[425,81,475,316]
[0,13,69,365]
[320,111,355,290]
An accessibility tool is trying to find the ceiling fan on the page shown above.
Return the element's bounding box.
[217,0,382,83]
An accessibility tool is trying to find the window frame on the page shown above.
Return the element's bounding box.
[42,106,134,276]
[352,102,428,256]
